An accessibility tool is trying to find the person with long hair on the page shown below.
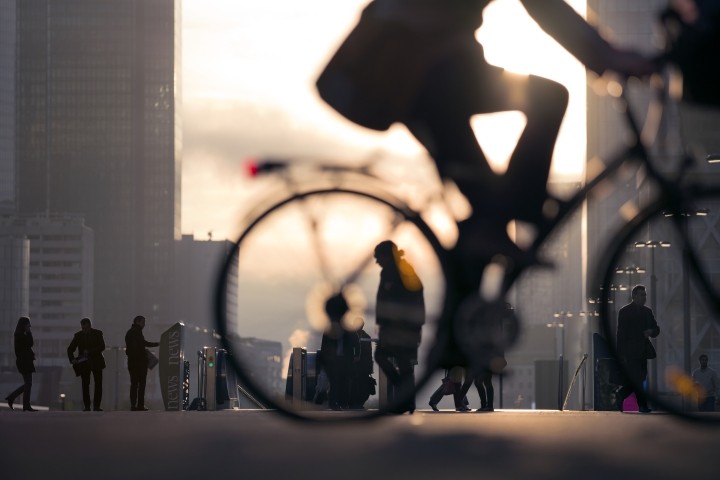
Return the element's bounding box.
[5,317,37,411]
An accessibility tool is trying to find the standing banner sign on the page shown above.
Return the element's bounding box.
[159,322,185,410]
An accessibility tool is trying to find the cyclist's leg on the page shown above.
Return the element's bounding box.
[503,75,569,224]
[406,41,568,227]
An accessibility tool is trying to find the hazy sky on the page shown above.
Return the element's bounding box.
[181,0,587,240]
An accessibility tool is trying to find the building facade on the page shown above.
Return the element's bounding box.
[587,0,720,408]
[0,234,29,368]
[0,0,16,213]
[10,0,182,344]
[0,214,94,368]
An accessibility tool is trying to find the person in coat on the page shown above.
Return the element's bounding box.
[67,318,106,411]
[615,285,660,413]
[124,315,159,411]
[5,317,37,411]
[374,240,425,414]
[319,293,356,410]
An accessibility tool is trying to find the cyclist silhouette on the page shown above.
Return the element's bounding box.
[317,0,657,268]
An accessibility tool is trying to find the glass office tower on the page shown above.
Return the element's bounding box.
[14,0,182,339]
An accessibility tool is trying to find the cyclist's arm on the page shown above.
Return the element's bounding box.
[519,0,656,77]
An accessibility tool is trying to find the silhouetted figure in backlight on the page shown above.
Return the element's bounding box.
[125,315,159,411]
[348,320,376,409]
[5,317,37,411]
[317,0,656,267]
[374,240,425,414]
[615,285,660,413]
[319,293,356,410]
[67,317,106,411]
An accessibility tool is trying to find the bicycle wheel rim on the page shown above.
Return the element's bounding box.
[596,187,720,425]
[214,187,454,422]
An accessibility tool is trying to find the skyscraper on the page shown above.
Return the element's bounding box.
[12,0,182,340]
[0,0,16,213]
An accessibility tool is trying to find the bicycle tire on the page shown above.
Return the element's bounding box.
[595,185,720,424]
[214,187,455,422]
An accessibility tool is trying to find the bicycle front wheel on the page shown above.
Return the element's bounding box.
[215,187,452,421]
[595,185,720,424]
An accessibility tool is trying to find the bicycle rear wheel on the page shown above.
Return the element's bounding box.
[215,187,452,421]
[595,186,720,424]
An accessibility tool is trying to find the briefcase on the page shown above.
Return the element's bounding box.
[72,356,90,377]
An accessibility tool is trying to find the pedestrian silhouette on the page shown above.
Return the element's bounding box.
[429,366,470,412]
[125,315,159,411]
[67,318,106,411]
[348,321,376,409]
[615,285,660,413]
[459,302,511,411]
[5,317,37,411]
[373,240,425,414]
[319,293,356,410]
[692,353,719,412]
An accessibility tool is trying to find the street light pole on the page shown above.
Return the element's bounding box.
[663,209,709,378]
[551,312,572,410]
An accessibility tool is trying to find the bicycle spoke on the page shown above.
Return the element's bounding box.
[215,188,450,422]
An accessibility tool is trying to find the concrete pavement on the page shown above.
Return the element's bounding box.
[2,409,719,479]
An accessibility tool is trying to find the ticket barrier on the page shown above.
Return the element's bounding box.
[189,346,239,410]
[285,347,319,405]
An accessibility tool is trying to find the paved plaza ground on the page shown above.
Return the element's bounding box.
[2,408,719,479]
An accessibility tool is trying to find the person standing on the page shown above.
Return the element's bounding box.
[460,369,496,412]
[67,318,106,411]
[4,317,37,411]
[692,354,719,412]
[348,321,376,409]
[374,240,425,414]
[125,315,159,411]
[459,302,511,412]
[319,293,355,410]
[615,285,660,413]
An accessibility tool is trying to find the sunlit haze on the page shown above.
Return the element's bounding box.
[182,0,587,239]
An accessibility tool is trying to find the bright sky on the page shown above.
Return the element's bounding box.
[181,0,588,238]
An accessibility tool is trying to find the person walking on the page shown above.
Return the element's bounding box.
[615,285,660,413]
[67,318,106,411]
[429,366,470,412]
[692,353,719,412]
[125,315,159,411]
[5,317,37,411]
